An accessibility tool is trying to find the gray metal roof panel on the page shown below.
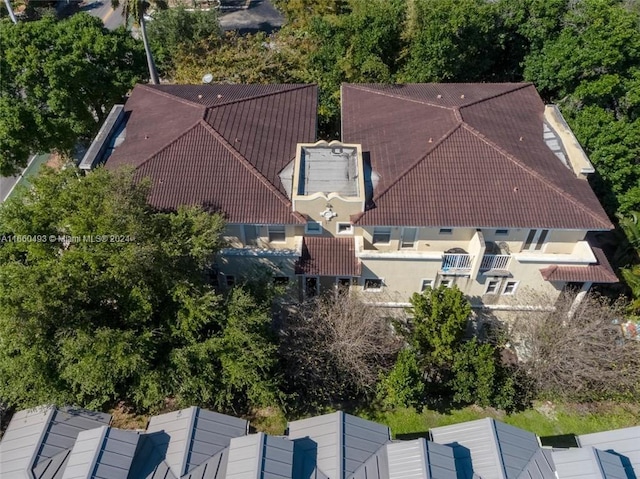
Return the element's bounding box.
[288,412,341,479]
[430,418,504,479]
[343,414,391,478]
[578,426,640,478]
[517,449,555,479]
[0,407,110,479]
[146,407,247,477]
[33,450,71,479]
[0,406,55,479]
[552,447,627,479]
[288,412,391,479]
[58,426,139,479]
[348,445,388,479]
[225,432,294,479]
[386,439,428,479]
[180,449,227,479]
[493,422,540,479]
[594,449,628,479]
[426,441,459,479]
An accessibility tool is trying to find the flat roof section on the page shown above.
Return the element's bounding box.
[299,145,359,196]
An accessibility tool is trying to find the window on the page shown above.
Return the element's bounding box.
[439,228,453,235]
[225,275,235,287]
[305,276,319,298]
[337,222,354,235]
[503,281,519,295]
[439,278,453,288]
[364,278,383,291]
[372,227,391,244]
[268,225,286,243]
[305,221,322,234]
[420,279,433,292]
[523,229,549,251]
[273,276,289,285]
[336,277,352,295]
[485,279,501,295]
[495,229,509,235]
[401,227,418,248]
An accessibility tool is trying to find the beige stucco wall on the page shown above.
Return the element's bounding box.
[360,226,475,252]
[218,223,596,309]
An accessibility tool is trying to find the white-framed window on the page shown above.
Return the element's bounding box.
[372,227,391,244]
[420,279,434,292]
[438,278,453,288]
[305,221,322,235]
[401,227,418,249]
[439,228,453,235]
[495,229,509,235]
[363,278,384,291]
[522,229,549,251]
[484,279,501,295]
[503,280,519,295]
[268,225,286,243]
[337,222,354,235]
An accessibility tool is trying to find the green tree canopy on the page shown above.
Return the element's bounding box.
[406,285,471,366]
[147,6,220,77]
[0,14,146,175]
[0,167,280,413]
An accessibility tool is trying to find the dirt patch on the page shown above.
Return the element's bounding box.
[45,152,66,170]
[109,402,149,430]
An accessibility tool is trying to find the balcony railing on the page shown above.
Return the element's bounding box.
[480,254,511,271]
[441,254,473,273]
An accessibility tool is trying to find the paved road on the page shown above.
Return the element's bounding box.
[79,0,125,30]
[219,0,284,34]
[0,154,50,202]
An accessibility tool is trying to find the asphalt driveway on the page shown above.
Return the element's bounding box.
[218,0,284,34]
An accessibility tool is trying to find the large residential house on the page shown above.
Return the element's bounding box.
[2,404,639,479]
[80,83,617,310]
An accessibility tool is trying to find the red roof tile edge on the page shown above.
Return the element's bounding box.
[295,237,361,277]
[540,247,618,283]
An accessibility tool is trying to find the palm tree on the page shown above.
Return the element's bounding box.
[111,0,165,84]
[4,0,18,24]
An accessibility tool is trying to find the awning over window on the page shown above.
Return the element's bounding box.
[295,237,361,277]
[540,247,618,283]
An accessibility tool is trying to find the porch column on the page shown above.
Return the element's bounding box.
[568,281,592,318]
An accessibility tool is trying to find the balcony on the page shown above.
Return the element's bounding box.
[480,254,511,272]
[441,253,473,274]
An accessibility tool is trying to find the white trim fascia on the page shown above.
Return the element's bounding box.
[512,251,596,264]
[361,302,556,311]
[472,304,556,311]
[357,250,443,260]
[219,247,301,257]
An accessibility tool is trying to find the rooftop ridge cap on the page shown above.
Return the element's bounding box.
[457,82,534,110]
[137,84,209,112]
[352,123,463,224]
[460,122,612,229]
[198,120,306,224]
[28,406,56,478]
[206,83,317,110]
[87,426,110,479]
[133,120,206,172]
[344,84,455,111]
[181,406,199,476]
[489,418,509,479]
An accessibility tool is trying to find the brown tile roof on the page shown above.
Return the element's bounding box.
[295,237,360,276]
[106,84,317,223]
[342,83,612,230]
[540,247,618,283]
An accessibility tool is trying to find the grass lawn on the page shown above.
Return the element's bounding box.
[364,401,640,439]
[247,401,640,438]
